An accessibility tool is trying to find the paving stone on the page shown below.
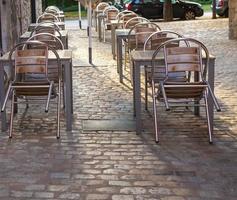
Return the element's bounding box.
[0,18,236,200]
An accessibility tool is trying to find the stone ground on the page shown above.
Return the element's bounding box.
[0,17,237,200]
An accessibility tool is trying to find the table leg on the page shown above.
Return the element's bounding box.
[117,36,123,83]
[98,17,102,42]
[0,63,7,131]
[64,60,72,131]
[208,58,215,133]
[134,61,142,134]
[111,25,116,60]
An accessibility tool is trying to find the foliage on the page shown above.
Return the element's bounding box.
[188,0,212,4]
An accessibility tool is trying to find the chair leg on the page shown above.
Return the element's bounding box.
[56,84,61,139]
[206,84,221,112]
[204,90,212,144]
[145,69,148,111]
[9,91,15,139]
[160,82,170,111]
[45,82,53,112]
[1,83,12,112]
[152,81,159,143]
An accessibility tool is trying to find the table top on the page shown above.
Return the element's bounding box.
[29,22,65,27]
[20,30,68,39]
[131,50,215,62]
[0,50,72,63]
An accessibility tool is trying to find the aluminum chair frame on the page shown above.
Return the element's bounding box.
[151,38,221,143]
[1,41,62,138]
[37,13,59,23]
[143,30,185,111]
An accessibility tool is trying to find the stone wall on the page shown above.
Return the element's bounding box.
[0,0,42,52]
[229,0,237,39]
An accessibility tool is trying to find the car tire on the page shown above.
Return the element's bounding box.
[184,10,195,20]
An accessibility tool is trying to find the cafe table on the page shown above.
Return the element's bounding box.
[116,29,135,82]
[97,13,106,42]
[20,30,69,49]
[28,22,65,31]
[0,50,73,132]
[110,20,123,59]
[130,50,216,135]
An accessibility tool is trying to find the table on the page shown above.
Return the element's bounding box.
[28,22,65,31]
[116,29,135,83]
[0,50,73,132]
[97,13,106,42]
[20,30,69,49]
[110,20,123,59]
[94,10,103,32]
[130,50,215,134]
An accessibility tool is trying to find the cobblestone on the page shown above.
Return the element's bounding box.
[0,17,236,199]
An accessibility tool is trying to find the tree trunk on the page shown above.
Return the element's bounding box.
[212,0,216,19]
[163,0,173,21]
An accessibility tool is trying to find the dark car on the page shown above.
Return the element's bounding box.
[216,0,228,17]
[125,0,204,20]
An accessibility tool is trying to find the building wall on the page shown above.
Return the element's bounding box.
[0,0,42,53]
[229,0,237,39]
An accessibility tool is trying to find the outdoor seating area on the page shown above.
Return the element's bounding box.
[0,2,237,199]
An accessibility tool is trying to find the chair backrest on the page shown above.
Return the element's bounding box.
[27,33,64,50]
[118,13,138,28]
[144,30,184,51]
[152,38,209,82]
[116,10,135,20]
[96,2,110,11]
[30,25,62,40]
[37,13,59,23]
[33,21,61,31]
[103,6,119,22]
[128,22,161,51]
[8,41,49,82]
[45,6,61,13]
[124,16,150,29]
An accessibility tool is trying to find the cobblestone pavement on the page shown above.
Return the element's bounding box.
[0,18,237,199]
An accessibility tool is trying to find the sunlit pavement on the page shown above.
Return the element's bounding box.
[0,17,236,200]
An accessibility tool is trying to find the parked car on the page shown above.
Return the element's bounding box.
[216,0,228,17]
[125,0,204,20]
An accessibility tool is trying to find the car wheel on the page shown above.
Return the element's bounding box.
[184,10,195,20]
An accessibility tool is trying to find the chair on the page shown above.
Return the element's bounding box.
[33,21,61,32]
[118,13,138,29]
[27,33,64,50]
[30,24,62,40]
[95,2,110,27]
[45,6,61,14]
[116,10,136,24]
[1,41,62,138]
[127,22,161,81]
[124,17,150,29]
[102,6,119,42]
[151,37,221,143]
[143,31,185,110]
[37,13,59,23]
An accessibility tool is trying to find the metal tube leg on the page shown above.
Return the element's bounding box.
[57,83,61,139]
[145,69,148,111]
[152,82,159,143]
[204,90,212,144]
[9,91,15,138]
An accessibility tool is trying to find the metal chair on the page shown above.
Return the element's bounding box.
[151,38,221,143]
[118,13,138,29]
[1,41,62,138]
[45,6,61,13]
[143,30,185,110]
[37,13,59,23]
[102,6,119,42]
